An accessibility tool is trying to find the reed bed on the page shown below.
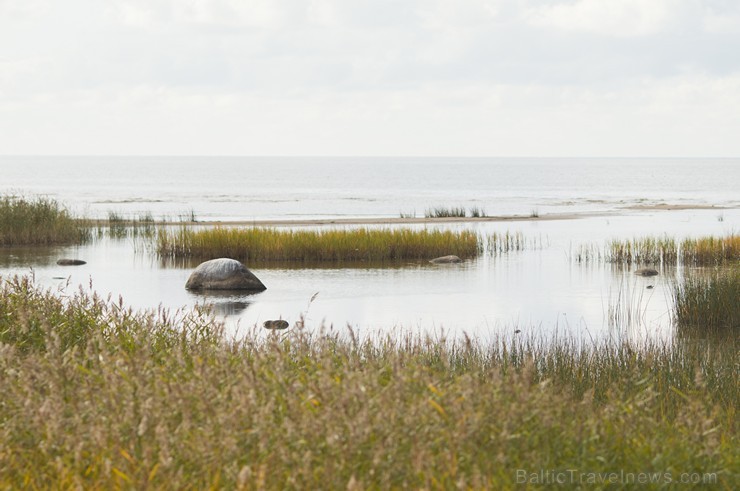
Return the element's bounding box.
[674,267,739,337]
[0,275,735,489]
[680,235,740,266]
[156,227,483,262]
[0,195,89,246]
[99,211,158,239]
[486,231,543,254]
[604,234,739,267]
[606,236,678,265]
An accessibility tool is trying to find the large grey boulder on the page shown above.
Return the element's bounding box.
[635,267,659,277]
[185,258,266,291]
[429,255,462,264]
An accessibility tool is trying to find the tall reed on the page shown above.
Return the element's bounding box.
[487,231,531,254]
[606,236,678,265]
[604,235,738,266]
[680,235,740,266]
[674,267,739,337]
[156,227,483,262]
[0,275,735,489]
[0,195,89,246]
[99,211,157,239]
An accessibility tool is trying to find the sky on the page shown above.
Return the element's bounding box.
[1,0,739,157]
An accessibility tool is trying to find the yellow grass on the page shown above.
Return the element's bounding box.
[156,226,483,262]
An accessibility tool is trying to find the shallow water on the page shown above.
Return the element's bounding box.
[2,156,739,221]
[1,208,736,341]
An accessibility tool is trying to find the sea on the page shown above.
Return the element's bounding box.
[1,156,738,341]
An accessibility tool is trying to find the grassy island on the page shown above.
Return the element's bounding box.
[156,226,483,262]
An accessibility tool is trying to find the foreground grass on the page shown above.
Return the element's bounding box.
[0,195,89,246]
[0,275,736,489]
[157,226,483,262]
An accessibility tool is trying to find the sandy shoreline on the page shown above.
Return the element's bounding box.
[189,212,604,227]
[84,203,734,227]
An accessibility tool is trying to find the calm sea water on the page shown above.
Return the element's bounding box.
[1,156,738,220]
[1,157,738,340]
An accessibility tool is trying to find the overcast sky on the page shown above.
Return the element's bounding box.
[1,0,739,156]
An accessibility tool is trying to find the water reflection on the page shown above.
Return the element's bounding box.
[210,300,252,317]
[187,289,262,317]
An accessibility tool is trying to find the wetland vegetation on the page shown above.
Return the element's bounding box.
[0,194,737,487]
[0,275,735,489]
[0,195,90,246]
[156,226,484,262]
[674,266,739,337]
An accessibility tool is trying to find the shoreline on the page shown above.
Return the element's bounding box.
[82,203,734,227]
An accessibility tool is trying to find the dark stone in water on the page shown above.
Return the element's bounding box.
[429,255,462,264]
[185,258,266,291]
[263,319,289,330]
[646,285,654,289]
[635,268,659,277]
[57,259,86,266]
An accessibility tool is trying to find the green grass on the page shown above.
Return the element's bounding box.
[674,267,739,338]
[605,235,739,266]
[424,206,487,218]
[0,195,90,246]
[156,227,483,262]
[100,211,158,239]
[425,206,467,218]
[0,274,735,488]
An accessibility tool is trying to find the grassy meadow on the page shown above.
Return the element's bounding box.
[0,274,736,489]
[156,226,483,262]
[0,195,90,246]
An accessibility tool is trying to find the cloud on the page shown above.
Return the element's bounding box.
[1,0,739,155]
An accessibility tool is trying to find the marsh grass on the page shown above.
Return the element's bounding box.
[468,206,486,218]
[423,206,487,218]
[0,275,736,488]
[486,231,542,254]
[606,236,678,265]
[0,195,89,246]
[425,206,467,218]
[99,211,158,240]
[156,227,483,262]
[569,242,603,263]
[681,235,740,266]
[674,267,739,338]
[605,235,739,267]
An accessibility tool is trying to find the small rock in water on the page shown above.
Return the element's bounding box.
[646,285,654,289]
[263,320,290,330]
[429,255,462,264]
[57,259,86,266]
[635,268,659,277]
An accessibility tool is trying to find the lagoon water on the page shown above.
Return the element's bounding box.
[1,156,738,341]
